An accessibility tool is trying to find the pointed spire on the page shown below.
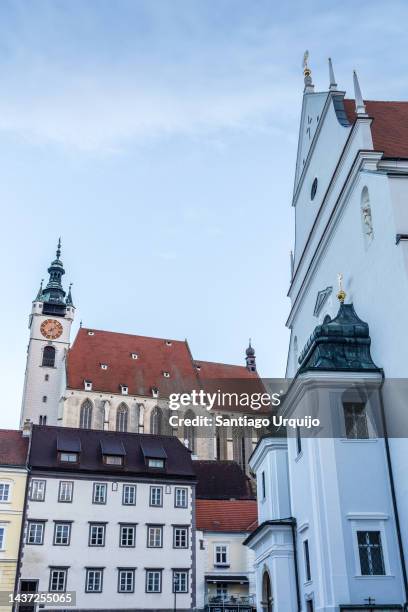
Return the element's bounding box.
[66,283,74,306]
[328,58,337,91]
[56,237,62,260]
[353,70,367,115]
[34,279,44,302]
[302,50,314,93]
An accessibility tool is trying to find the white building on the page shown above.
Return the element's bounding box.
[245,59,408,611]
[18,425,196,611]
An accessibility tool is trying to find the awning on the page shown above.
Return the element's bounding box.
[205,575,249,583]
[57,435,81,453]
[140,438,167,459]
[100,439,126,456]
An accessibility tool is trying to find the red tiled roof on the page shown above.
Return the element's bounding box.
[0,430,28,466]
[343,99,408,158]
[67,328,260,408]
[196,499,258,532]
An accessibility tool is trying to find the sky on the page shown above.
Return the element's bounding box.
[1,0,408,429]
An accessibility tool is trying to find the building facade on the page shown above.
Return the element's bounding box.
[18,425,196,611]
[245,59,408,611]
[0,431,28,612]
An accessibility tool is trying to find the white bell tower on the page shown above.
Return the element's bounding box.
[20,240,75,427]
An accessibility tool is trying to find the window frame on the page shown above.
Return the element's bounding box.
[0,525,6,550]
[85,568,104,593]
[149,486,163,507]
[122,484,136,506]
[357,530,386,576]
[29,479,46,502]
[49,568,68,593]
[214,542,229,567]
[303,539,312,582]
[117,568,135,593]
[88,523,106,547]
[145,569,162,594]
[174,487,188,508]
[343,402,369,440]
[173,525,189,549]
[172,569,189,593]
[350,518,390,577]
[27,521,45,545]
[119,524,136,548]
[53,522,72,546]
[92,482,107,505]
[0,482,11,503]
[58,481,74,503]
[147,525,163,548]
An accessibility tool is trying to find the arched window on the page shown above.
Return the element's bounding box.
[361,186,374,245]
[80,399,93,429]
[116,403,128,432]
[233,427,247,471]
[42,345,56,368]
[150,406,162,435]
[183,409,195,453]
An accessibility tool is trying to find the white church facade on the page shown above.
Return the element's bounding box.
[245,59,408,610]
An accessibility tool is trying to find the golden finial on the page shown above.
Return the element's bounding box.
[337,273,346,303]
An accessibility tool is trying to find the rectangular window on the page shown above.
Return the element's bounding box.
[58,481,73,503]
[103,455,123,465]
[54,523,71,546]
[146,570,162,593]
[304,539,311,582]
[60,452,78,463]
[0,526,5,549]
[85,568,103,593]
[150,486,163,507]
[147,526,163,548]
[173,570,188,593]
[27,521,45,545]
[217,582,228,598]
[344,402,369,439]
[93,483,107,504]
[148,458,164,468]
[173,526,188,549]
[118,569,135,593]
[0,483,10,502]
[261,472,266,499]
[30,479,46,501]
[175,487,188,508]
[122,484,136,505]
[357,530,385,575]
[49,568,67,592]
[89,524,106,547]
[120,525,136,547]
[214,543,229,566]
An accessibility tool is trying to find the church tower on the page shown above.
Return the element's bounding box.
[20,240,75,427]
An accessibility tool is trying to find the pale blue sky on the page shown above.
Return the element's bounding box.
[1,0,408,428]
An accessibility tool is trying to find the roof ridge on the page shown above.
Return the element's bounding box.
[78,327,185,344]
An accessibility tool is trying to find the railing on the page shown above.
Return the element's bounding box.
[205,594,256,611]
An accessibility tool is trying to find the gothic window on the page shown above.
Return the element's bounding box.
[361,187,374,245]
[116,403,128,432]
[183,409,195,453]
[80,399,93,429]
[232,427,247,470]
[42,346,55,368]
[150,406,162,435]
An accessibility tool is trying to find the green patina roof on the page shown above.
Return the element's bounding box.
[298,303,380,374]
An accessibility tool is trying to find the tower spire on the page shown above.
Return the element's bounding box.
[40,240,66,313]
[66,283,74,306]
[245,339,256,372]
[353,70,367,116]
[56,237,62,260]
[302,50,314,93]
[328,58,337,91]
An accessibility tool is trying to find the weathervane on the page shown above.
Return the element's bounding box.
[337,273,346,303]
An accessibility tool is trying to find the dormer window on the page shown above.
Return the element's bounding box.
[100,439,126,467]
[88,331,94,336]
[131,353,138,360]
[165,340,172,346]
[100,364,108,370]
[151,387,159,399]
[60,452,79,463]
[84,380,92,391]
[148,458,164,468]
[120,385,128,395]
[163,371,170,378]
[57,435,81,465]
[104,455,123,466]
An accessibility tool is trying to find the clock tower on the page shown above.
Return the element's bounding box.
[20,240,75,427]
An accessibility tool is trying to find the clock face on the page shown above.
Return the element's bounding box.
[40,319,63,340]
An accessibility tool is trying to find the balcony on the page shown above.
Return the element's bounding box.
[205,594,256,612]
